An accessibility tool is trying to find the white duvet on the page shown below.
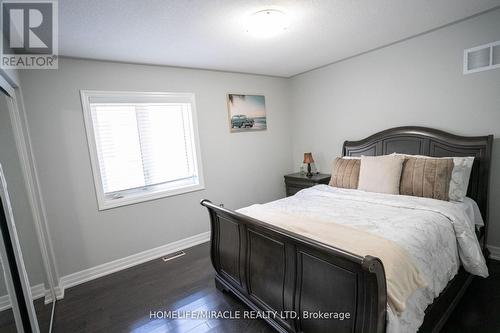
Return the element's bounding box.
[238,185,488,333]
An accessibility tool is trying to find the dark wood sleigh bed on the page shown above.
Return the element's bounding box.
[200,126,493,333]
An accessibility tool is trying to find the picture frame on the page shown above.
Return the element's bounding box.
[227,94,267,132]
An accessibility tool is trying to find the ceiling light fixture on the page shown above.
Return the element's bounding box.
[245,9,288,38]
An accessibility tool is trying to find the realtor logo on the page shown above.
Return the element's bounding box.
[1,0,58,69]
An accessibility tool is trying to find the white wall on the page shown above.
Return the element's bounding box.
[19,58,293,278]
[289,8,500,246]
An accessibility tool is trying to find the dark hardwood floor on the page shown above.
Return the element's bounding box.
[52,243,272,333]
[48,242,500,333]
[441,258,500,333]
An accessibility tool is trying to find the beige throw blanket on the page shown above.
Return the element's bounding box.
[241,206,427,314]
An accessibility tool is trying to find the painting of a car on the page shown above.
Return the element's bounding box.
[227,94,267,132]
[231,115,255,128]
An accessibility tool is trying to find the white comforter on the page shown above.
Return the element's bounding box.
[238,185,488,333]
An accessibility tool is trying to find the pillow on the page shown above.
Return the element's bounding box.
[399,157,454,201]
[329,157,360,189]
[358,155,405,195]
[448,156,474,201]
[391,153,474,201]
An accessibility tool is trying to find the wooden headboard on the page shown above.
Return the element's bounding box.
[343,126,493,243]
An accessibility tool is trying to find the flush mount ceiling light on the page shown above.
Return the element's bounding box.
[245,9,288,38]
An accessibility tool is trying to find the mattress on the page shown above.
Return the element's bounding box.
[238,185,488,333]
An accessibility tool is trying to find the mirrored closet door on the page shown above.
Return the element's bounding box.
[0,88,55,332]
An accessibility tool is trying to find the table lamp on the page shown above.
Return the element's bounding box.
[303,153,314,178]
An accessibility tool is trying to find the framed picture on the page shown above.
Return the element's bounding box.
[227,94,267,132]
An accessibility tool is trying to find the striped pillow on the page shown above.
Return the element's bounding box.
[399,157,454,201]
[329,157,360,189]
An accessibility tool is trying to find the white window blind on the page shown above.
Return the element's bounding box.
[81,91,203,210]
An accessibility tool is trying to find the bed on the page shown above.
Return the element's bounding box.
[200,126,493,333]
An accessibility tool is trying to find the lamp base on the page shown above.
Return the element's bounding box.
[306,163,313,178]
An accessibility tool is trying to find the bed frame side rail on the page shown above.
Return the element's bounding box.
[201,200,387,333]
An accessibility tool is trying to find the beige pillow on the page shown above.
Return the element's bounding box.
[400,157,453,201]
[391,153,474,202]
[329,157,360,189]
[358,155,405,195]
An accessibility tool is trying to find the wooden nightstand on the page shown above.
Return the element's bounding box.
[284,173,331,197]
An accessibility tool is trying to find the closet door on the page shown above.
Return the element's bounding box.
[0,166,37,332]
[0,88,54,332]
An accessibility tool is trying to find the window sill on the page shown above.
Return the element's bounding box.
[96,182,205,211]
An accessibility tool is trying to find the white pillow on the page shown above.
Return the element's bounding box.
[358,155,405,195]
[448,156,474,201]
[391,153,474,202]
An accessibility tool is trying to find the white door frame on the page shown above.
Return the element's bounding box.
[8,88,60,297]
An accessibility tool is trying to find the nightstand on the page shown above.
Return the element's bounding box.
[284,173,331,197]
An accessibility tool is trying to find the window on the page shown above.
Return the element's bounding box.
[81,91,204,210]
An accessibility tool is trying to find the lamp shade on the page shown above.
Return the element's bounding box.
[303,153,314,164]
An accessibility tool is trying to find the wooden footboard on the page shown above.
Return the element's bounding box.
[201,200,387,333]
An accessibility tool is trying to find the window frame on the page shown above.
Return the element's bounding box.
[80,90,205,210]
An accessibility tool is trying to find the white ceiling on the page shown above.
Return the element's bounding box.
[59,0,500,77]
